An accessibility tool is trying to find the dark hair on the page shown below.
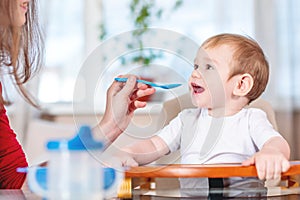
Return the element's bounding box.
[201,33,269,103]
[0,0,44,107]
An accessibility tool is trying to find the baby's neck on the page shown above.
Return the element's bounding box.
[207,98,249,117]
[208,107,243,117]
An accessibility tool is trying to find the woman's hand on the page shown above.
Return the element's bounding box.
[93,74,155,146]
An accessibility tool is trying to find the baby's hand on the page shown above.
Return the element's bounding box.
[242,148,290,180]
[112,151,139,167]
[120,155,139,167]
[100,155,138,170]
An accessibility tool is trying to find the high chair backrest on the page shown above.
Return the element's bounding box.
[157,93,278,131]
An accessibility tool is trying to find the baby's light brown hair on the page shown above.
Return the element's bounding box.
[201,33,269,103]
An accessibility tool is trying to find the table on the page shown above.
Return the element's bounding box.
[2,161,300,199]
[1,186,300,199]
[0,189,41,200]
[1,188,300,200]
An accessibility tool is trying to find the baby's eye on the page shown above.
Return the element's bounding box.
[206,64,214,70]
[194,64,199,70]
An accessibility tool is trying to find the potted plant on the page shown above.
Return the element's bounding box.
[100,0,183,101]
[100,0,183,66]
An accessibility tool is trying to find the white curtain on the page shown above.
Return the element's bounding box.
[275,0,300,159]
[254,0,299,159]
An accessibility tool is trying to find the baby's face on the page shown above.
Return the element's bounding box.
[188,44,237,111]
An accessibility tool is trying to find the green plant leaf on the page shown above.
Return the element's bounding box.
[100,0,183,66]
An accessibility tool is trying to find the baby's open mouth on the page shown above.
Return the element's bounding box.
[191,82,205,94]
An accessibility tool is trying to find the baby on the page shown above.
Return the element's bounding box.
[119,33,290,188]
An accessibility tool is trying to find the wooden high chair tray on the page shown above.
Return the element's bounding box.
[125,161,300,178]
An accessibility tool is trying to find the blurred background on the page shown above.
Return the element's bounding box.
[5,0,300,165]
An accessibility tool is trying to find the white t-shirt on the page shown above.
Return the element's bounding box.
[157,108,281,188]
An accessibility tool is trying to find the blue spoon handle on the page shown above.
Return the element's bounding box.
[115,77,152,85]
[114,77,182,89]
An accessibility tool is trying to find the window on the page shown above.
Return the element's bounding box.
[38,0,85,103]
[38,0,299,110]
[276,0,300,106]
[95,0,255,108]
[102,0,254,44]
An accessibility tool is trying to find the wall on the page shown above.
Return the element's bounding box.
[276,110,300,160]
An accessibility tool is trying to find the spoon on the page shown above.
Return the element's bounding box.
[114,77,182,89]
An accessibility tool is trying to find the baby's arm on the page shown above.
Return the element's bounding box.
[242,136,290,180]
[119,136,170,167]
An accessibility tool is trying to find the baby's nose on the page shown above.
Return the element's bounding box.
[191,69,203,79]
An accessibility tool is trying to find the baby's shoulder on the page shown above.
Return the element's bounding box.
[239,108,269,125]
[243,107,268,118]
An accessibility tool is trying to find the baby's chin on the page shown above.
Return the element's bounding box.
[191,99,209,108]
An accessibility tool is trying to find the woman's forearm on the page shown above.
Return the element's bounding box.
[92,120,123,149]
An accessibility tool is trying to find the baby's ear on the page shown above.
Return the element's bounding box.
[233,73,254,96]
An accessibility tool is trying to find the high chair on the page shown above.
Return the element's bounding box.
[117,94,300,199]
[120,162,300,198]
